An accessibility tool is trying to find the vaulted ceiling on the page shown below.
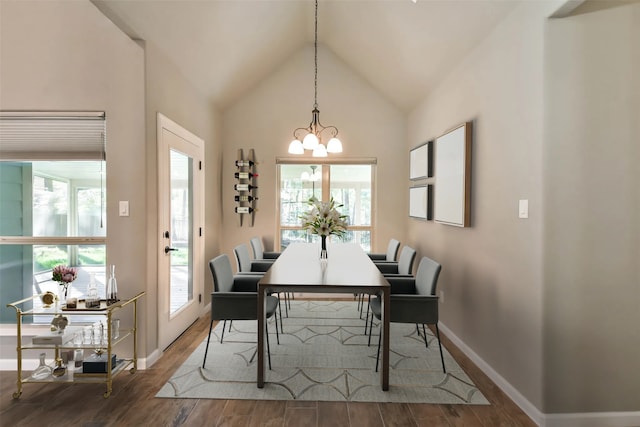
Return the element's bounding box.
[93,0,524,112]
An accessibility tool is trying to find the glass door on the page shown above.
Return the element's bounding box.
[157,113,204,350]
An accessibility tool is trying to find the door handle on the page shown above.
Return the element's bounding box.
[164,246,178,254]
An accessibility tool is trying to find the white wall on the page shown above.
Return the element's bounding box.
[220,45,407,262]
[407,1,549,411]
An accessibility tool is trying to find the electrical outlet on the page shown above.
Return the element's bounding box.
[439,290,444,303]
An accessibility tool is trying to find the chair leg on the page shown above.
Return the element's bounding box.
[422,324,429,348]
[221,320,227,343]
[375,324,382,372]
[364,303,369,335]
[277,296,284,331]
[280,300,284,331]
[367,313,375,346]
[416,323,421,337]
[202,319,215,368]
[265,319,272,370]
[364,295,371,334]
[275,313,280,345]
[435,323,446,373]
[281,292,288,318]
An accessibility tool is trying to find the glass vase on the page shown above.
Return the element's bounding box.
[320,235,328,260]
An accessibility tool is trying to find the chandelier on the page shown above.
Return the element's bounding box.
[288,0,342,157]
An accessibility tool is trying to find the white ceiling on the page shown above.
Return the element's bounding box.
[92,0,523,112]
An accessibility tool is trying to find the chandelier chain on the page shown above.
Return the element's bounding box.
[314,0,318,109]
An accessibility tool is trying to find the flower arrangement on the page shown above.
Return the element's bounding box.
[52,265,78,300]
[300,197,349,239]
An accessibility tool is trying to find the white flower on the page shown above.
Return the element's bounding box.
[300,197,349,238]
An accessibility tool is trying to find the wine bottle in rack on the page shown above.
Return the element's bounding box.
[235,195,258,202]
[234,183,257,191]
[235,159,255,168]
[235,206,255,214]
[234,171,258,180]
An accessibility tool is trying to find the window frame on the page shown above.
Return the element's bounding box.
[0,111,107,322]
[275,157,377,251]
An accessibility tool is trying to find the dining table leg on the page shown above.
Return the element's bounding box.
[381,287,390,391]
[257,285,265,388]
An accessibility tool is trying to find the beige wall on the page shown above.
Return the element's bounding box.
[3,0,639,420]
[0,1,147,357]
[409,0,640,417]
[220,45,406,263]
[407,1,551,410]
[0,0,221,361]
[143,40,221,352]
[544,2,640,413]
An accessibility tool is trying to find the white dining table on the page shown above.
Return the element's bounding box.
[256,242,391,390]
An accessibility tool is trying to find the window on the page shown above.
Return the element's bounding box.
[0,112,106,323]
[277,160,375,252]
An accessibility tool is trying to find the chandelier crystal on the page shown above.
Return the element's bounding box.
[288,0,342,157]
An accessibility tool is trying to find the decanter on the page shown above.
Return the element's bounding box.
[106,264,119,305]
[31,353,52,380]
[85,272,100,308]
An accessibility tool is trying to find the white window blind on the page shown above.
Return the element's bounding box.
[0,111,106,160]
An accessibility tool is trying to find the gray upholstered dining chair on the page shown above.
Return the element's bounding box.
[233,243,273,273]
[367,238,401,262]
[249,237,295,315]
[369,256,445,373]
[203,254,279,370]
[363,246,418,329]
[357,239,402,315]
[374,245,417,276]
[250,236,280,260]
[233,243,286,326]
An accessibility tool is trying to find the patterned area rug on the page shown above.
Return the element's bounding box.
[156,300,488,404]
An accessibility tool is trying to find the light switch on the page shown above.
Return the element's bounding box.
[119,201,129,217]
[519,199,528,219]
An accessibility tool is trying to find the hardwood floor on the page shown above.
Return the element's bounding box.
[0,308,537,427]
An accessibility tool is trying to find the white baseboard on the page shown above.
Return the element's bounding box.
[438,322,544,425]
[543,412,640,427]
[138,348,161,369]
[439,322,640,427]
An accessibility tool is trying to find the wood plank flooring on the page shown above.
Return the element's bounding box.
[0,306,537,427]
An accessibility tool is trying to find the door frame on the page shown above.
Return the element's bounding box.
[157,113,205,351]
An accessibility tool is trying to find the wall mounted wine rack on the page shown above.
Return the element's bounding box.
[234,148,257,226]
